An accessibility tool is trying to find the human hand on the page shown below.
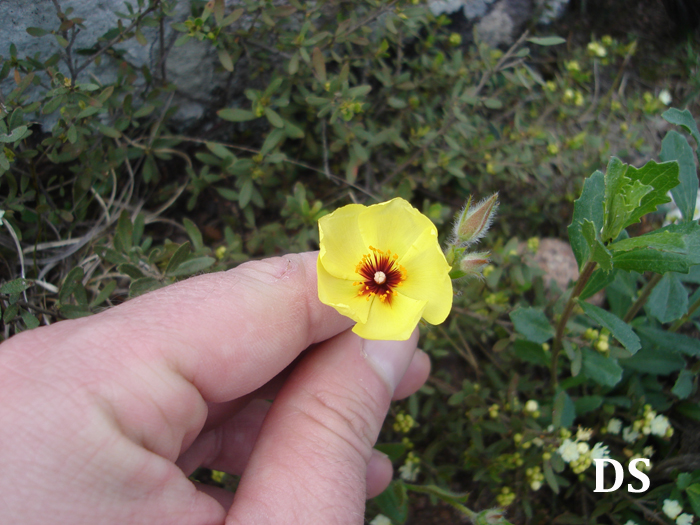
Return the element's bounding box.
[0,252,430,524]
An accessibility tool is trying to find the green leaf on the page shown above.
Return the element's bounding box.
[374,481,409,525]
[26,27,50,37]
[509,307,554,344]
[238,179,253,209]
[97,123,121,139]
[311,47,326,82]
[573,395,603,415]
[264,107,284,128]
[568,170,605,270]
[543,461,559,494]
[621,345,686,375]
[483,98,502,109]
[21,310,40,329]
[635,326,700,357]
[601,158,679,241]
[116,210,133,252]
[0,125,29,143]
[577,301,641,353]
[663,108,700,155]
[42,96,63,115]
[513,339,550,366]
[687,483,700,517]
[579,268,617,301]
[661,130,698,222]
[59,305,91,319]
[168,257,216,277]
[613,250,693,275]
[646,272,688,323]
[55,34,69,48]
[624,159,679,226]
[609,229,687,253]
[676,402,700,421]
[133,103,156,120]
[117,263,145,279]
[374,443,408,462]
[581,348,623,387]
[602,157,629,241]
[165,242,192,275]
[3,303,18,322]
[217,108,257,122]
[288,52,300,75]
[612,221,700,274]
[552,390,576,428]
[672,369,694,399]
[346,85,372,98]
[582,219,612,271]
[129,277,164,297]
[217,48,234,72]
[89,280,117,308]
[260,128,285,156]
[283,119,304,139]
[387,96,407,109]
[182,219,204,251]
[59,267,85,304]
[0,278,33,295]
[527,36,566,46]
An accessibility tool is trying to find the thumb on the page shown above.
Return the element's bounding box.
[227,329,419,525]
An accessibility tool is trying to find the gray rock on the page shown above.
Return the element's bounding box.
[428,0,572,47]
[0,0,219,126]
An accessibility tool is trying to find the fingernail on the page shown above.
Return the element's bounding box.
[362,329,419,393]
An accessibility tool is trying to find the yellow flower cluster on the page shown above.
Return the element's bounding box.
[526,466,544,491]
[496,487,515,507]
[583,328,609,353]
[393,412,416,433]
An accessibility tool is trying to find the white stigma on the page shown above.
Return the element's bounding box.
[373,271,386,285]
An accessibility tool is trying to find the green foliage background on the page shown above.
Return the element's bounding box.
[1,1,700,523]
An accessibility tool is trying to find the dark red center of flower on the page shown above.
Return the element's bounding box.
[353,246,407,304]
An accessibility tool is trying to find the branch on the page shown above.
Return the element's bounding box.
[74,3,159,76]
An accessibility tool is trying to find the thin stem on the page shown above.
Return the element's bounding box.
[74,3,159,76]
[550,261,597,389]
[623,272,663,323]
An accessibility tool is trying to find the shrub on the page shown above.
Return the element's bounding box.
[1,1,699,523]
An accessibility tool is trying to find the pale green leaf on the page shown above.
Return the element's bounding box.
[568,170,605,270]
[509,307,554,344]
[661,130,698,222]
[647,272,688,323]
[582,348,623,387]
[217,108,257,122]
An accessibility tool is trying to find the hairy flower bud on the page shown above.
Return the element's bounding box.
[459,251,490,278]
[453,193,498,246]
[476,508,514,525]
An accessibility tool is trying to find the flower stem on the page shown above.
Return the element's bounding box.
[550,261,597,389]
[622,272,663,323]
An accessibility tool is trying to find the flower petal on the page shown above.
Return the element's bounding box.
[318,203,369,279]
[352,292,427,341]
[317,257,371,324]
[357,198,437,257]
[399,228,453,325]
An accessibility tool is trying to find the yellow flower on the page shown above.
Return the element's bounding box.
[317,198,453,340]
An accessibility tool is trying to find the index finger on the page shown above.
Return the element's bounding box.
[113,251,354,401]
[11,252,353,403]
